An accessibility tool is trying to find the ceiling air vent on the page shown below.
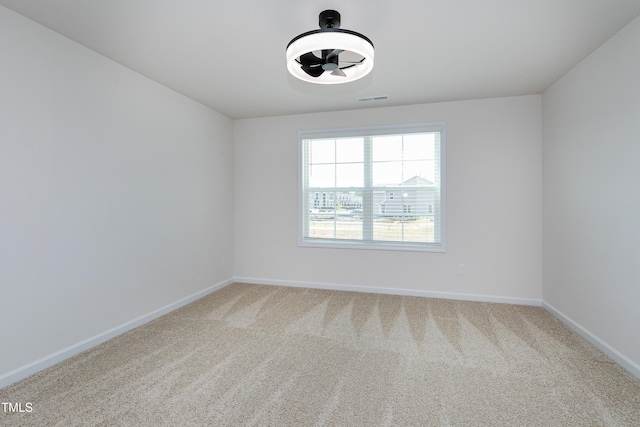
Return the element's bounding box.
[357,95,389,102]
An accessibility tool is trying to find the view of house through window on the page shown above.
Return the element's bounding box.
[299,123,445,251]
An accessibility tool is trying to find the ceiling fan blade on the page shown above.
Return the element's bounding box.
[299,52,323,67]
[302,64,325,77]
[331,68,347,77]
[325,49,344,60]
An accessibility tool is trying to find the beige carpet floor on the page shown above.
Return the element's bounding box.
[1,282,639,426]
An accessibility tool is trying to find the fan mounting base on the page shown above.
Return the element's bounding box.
[319,10,341,29]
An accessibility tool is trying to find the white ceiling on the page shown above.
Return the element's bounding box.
[2,1,640,119]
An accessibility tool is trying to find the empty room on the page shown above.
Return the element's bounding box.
[1,1,639,425]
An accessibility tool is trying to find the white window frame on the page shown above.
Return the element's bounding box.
[298,123,446,252]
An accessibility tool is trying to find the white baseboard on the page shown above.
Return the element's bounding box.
[233,276,542,306]
[542,301,640,380]
[0,277,234,389]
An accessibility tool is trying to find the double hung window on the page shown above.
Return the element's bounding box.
[299,123,445,251]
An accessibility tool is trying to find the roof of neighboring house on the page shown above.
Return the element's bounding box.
[376,176,435,188]
[403,176,434,186]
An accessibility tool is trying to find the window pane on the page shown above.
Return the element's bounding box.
[372,161,403,186]
[372,216,435,243]
[310,139,335,164]
[308,212,335,239]
[335,190,363,212]
[336,163,363,187]
[403,217,434,243]
[335,213,363,240]
[403,134,435,160]
[309,164,335,188]
[373,216,403,241]
[336,138,363,163]
[308,191,338,210]
[372,135,402,161]
[338,191,362,239]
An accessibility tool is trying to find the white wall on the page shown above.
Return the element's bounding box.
[234,96,542,302]
[542,15,640,369]
[0,7,234,380]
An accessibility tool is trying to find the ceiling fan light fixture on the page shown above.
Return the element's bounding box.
[286,10,374,84]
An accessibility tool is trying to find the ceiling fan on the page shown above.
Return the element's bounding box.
[286,10,375,84]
